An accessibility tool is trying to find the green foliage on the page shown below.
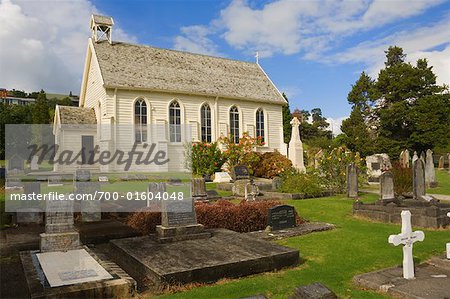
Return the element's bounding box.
[251,151,292,179]
[219,132,262,173]
[187,142,226,176]
[0,103,33,159]
[282,93,292,144]
[318,146,365,193]
[341,46,450,159]
[32,90,50,124]
[390,162,412,195]
[279,169,324,197]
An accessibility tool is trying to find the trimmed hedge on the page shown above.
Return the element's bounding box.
[127,200,304,234]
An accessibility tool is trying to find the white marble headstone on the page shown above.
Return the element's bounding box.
[213,172,232,183]
[37,249,112,287]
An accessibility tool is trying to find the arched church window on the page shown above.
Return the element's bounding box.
[229,106,239,143]
[169,101,181,142]
[256,108,265,143]
[201,104,212,143]
[134,99,147,143]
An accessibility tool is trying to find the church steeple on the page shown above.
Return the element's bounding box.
[90,15,114,44]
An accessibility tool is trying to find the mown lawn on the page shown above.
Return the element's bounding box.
[428,170,450,195]
[155,193,450,299]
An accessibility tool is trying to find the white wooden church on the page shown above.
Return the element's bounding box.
[53,15,288,173]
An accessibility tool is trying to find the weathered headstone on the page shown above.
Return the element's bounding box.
[5,177,23,189]
[289,282,337,299]
[288,117,306,173]
[420,151,426,164]
[388,210,425,279]
[40,199,80,252]
[314,150,323,169]
[8,155,24,171]
[268,205,296,230]
[30,155,39,171]
[412,151,418,164]
[346,163,358,198]
[192,177,207,200]
[413,158,425,200]
[380,171,395,200]
[74,170,101,222]
[425,149,436,187]
[213,172,232,183]
[244,179,259,201]
[272,176,282,190]
[234,165,250,180]
[17,181,43,224]
[438,156,444,169]
[156,196,211,242]
[399,149,410,168]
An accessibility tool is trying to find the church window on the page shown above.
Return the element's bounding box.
[229,106,239,143]
[169,101,181,142]
[200,104,212,143]
[256,108,265,143]
[134,99,147,143]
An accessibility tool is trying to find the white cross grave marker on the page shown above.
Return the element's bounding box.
[388,210,425,279]
[447,212,450,259]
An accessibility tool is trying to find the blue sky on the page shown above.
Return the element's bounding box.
[1,0,449,133]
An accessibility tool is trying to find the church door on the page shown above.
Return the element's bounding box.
[81,135,94,165]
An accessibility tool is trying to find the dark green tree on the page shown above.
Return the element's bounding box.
[32,90,50,124]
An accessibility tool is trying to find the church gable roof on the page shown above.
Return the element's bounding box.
[92,41,286,104]
[58,106,97,124]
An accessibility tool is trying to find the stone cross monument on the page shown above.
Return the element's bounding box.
[288,117,305,173]
[388,210,425,279]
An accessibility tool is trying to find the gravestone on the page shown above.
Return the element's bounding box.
[192,178,207,200]
[388,210,425,279]
[420,151,426,164]
[24,181,41,195]
[213,172,232,183]
[438,156,444,169]
[380,171,395,201]
[425,149,437,187]
[40,199,80,252]
[5,177,23,189]
[289,282,337,299]
[156,196,211,242]
[268,205,296,230]
[412,151,418,164]
[145,182,166,212]
[288,117,306,173]
[74,170,101,222]
[17,180,43,224]
[234,165,250,180]
[48,176,63,186]
[8,155,24,171]
[399,149,410,168]
[30,155,39,171]
[314,150,323,169]
[346,163,358,198]
[245,179,259,201]
[413,158,426,200]
[272,176,282,190]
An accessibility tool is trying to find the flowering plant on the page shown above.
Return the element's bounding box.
[318,146,366,193]
[219,132,263,173]
[185,142,226,176]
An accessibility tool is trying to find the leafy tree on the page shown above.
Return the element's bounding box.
[32,90,50,124]
[282,93,292,144]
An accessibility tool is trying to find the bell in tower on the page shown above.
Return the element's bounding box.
[90,15,114,44]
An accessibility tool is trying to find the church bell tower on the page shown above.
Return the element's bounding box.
[90,15,114,44]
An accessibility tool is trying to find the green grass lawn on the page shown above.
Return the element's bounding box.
[428,170,450,195]
[155,193,450,299]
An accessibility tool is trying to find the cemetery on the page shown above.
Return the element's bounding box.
[1,6,450,299]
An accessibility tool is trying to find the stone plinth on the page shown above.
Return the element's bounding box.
[40,231,80,253]
[110,229,299,290]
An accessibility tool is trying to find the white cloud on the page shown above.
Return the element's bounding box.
[173,25,222,56]
[332,16,450,85]
[0,0,137,94]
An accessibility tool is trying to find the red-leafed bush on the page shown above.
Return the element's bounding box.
[250,151,293,179]
[127,200,304,234]
[196,200,304,232]
[127,210,161,234]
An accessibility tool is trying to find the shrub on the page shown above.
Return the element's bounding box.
[184,142,226,176]
[219,132,262,173]
[391,162,412,195]
[251,151,292,179]
[279,169,325,197]
[127,200,304,234]
[196,200,304,232]
[127,209,161,234]
[318,146,366,193]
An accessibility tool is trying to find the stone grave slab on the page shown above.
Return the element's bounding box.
[268,205,296,230]
[36,249,113,287]
[213,172,232,183]
[110,229,299,290]
[289,282,337,299]
[48,176,63,187]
